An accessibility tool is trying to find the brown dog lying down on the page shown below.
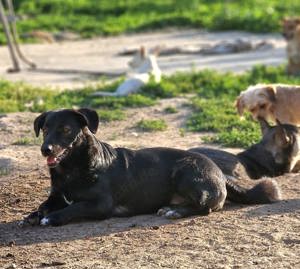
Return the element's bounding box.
[282,17,300,75]
[236,84,300,125]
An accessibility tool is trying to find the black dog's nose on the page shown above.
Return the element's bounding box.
[41,144,53,156]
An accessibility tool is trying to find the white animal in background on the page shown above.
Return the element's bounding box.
[93,46,161,97]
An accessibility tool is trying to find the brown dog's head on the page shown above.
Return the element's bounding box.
[34,108,99,168]
[235,84,276,121]
[282,17,300,40]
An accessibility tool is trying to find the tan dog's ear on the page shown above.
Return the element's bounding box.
[235,96,244,116]
[264,86,276,103]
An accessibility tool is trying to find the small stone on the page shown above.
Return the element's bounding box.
[6,264,16,269]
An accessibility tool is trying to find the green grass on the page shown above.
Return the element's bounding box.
[12,136,43,145]
[0,80,156,114]
[1,0,300,44]
[136,119,168,132]
[97,109,126,122]
[187,98,261,148]
[164,106,178,114]
[0,167,11,177]
[2,64,300,147]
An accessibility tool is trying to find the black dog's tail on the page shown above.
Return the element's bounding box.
[225,176,282,204]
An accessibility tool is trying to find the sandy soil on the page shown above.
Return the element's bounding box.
[1,97,300,269]
[0,30,286,89]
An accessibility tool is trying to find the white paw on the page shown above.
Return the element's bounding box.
[157,207,182,219]
[40,217,50,226]
[157,207,171,216]
[18,220,25,227]
[165,210,182,219]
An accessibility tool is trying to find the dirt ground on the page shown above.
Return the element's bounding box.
[1,97,300,269]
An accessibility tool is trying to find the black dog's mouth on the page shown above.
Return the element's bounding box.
[46,149,69,168]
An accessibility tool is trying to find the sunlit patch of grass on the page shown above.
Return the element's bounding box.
[97,109,126,122]
[136,119,168,132]
[12,136,43,146]
[2,64,300,147]
[164,106,178,114]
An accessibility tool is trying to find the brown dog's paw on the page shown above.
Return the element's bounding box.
[18,211,43,227]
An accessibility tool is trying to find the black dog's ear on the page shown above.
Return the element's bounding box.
[33,112,50,137]
[274,123,290,146]
[258,117,271,136]
[76,108,99,134]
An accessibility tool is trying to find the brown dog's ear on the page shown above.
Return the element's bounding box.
[264,86,276,103]
[76,108,99,134]
[33,112,50,137]
[235,96,244,116]
[258,117,271,136]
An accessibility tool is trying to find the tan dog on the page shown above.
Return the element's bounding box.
[236,84,300,125]
[282,17,300,75]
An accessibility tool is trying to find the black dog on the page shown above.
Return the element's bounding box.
[189,119,300,179]
[20,109,281,226]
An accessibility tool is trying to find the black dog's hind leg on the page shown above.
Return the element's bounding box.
[20,192,68,226]
[161,157,227,219]
[40,195,113,226]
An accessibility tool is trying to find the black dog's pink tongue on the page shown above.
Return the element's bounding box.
[47,156,57,166]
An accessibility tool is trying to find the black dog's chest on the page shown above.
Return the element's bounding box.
[51,167,97,202]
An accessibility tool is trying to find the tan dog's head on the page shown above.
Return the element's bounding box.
[235,84,276,121]
[282,17,300,40]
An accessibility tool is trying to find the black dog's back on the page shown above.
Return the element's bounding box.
[189,148,249,179]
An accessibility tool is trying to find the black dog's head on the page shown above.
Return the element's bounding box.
[259,118,300,172]
[34,108,99,168]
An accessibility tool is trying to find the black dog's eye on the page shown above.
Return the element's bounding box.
[63,126,71,135]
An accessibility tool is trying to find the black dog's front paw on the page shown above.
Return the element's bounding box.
[19,211,43,227]
[40,213,66,227]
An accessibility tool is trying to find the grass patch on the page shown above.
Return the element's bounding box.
[136,119,168,132]
[0,167,11,177]
[2,64,300,147]
[97,109,126,122]
[187,98,260,148]
[164,106,178,114]
[0,80,156,114]
[1,1,300,44]
[12,136,43,146]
